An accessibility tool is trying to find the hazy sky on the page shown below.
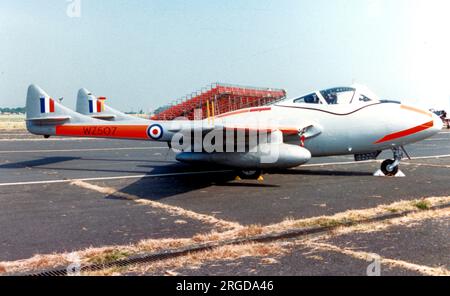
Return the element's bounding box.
[1,0,450,112]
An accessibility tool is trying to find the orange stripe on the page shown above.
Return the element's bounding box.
[250,107,272,112]
[56,125,150,139]
[280,129,300,136]
[216,109,247,118]
[401,105,432,117]
[374,121,434,144]
[224,126,298,135]
[216,107,271,118]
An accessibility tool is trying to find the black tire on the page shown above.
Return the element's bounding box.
[381,159,399,176]
[238,170,262,180]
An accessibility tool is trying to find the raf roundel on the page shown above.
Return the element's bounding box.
[147,124,163,140]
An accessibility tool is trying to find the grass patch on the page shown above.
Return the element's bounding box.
[293,217,356,229]
[0,115,26,130]
[88,249,130,265]
[0,115,25,122]
[316,218,342,228]
[236,225,263,238]
[386,208,399,213]
[413,200,431,211]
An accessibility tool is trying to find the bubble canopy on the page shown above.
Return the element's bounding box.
[293,85,379,105]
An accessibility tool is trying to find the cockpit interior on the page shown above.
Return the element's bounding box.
[292,86,379,105]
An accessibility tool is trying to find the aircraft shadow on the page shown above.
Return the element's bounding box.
[0,157,80,169]
[269,168,374,177]
[107,172,279,201]
[0,156,274,200]
[0,157,369,201]
[79,158,178,164]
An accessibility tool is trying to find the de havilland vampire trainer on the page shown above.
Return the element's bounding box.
[25,84,442,179]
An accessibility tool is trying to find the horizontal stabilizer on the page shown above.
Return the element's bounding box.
[92,115,116,120]
[27,116,71,123]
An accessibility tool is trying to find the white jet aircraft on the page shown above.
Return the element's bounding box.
[25,84,442,179]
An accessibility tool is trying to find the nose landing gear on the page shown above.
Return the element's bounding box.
[381,159,399,176]
[377,146,409,177]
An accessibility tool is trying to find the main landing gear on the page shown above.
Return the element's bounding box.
[378,146,410,177]
[236,169,264,181]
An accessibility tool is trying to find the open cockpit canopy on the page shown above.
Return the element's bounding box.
[293,85,379,105]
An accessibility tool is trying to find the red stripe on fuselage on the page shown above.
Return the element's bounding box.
[216,107,272,118]
[374,121,434,144]
[56,125,149,139]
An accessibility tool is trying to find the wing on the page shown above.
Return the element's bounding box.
[168,121,322,144]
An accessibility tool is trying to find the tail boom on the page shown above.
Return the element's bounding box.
[55,124,152,140]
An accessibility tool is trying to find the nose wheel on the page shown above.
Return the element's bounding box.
[381,159,399,176]
[377,146,409,177]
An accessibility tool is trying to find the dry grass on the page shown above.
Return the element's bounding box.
[263,196,450,234]
[0,122,26,130]
[0,114,25,122]
[113,242,289,276]
[86,266,126,276]
[0,115,26,130]
[413,199,431,210]
[2,196,449,275]
[91,206,450,276]
[88,250,130,265]
[322,207,450,237]
[236,225,264,238]
[0,246,135,275]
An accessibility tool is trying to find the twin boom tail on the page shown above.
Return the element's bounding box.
[26,84,165,141]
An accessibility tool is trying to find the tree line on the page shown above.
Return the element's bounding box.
[0,107,26,114]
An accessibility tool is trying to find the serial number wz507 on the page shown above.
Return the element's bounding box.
[82,126,117,136]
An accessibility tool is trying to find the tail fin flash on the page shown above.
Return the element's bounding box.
[76,88,115,120]
[26,84,96,136]
[76,88,147,122]
[26,85,70,122]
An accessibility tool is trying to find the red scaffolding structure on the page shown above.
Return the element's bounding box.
[151,83,286,121]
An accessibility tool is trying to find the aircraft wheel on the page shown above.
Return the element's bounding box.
[381,159,398,176]
[238,170,263,180]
